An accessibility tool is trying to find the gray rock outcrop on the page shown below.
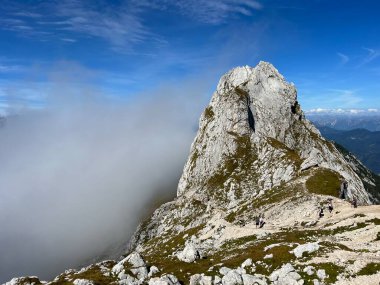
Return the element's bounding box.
[177,61,371,205]
[128,62,377,268]
[112,252,148,281]
[148,275,181,285]
[189,274,213,285]
[293,243,319,258]
[269,263,303,285]
[241,274,267,285]
[222,270,243,285]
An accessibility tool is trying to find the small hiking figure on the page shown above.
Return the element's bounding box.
[255,215,260,228]
[319,207,324,219]
[340,179,348,200]
[352,197,358,208]
[259,215,265,228]
[328,200,333,213]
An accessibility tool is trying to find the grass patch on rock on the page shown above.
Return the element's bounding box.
[267,137,302,169]
[204,106,214,121]
[368,217,380,225]
[357,263,380,276]
[205,132,257,204]
[307,262,344,283]
[50,263,117,285]
[306,168,340,197]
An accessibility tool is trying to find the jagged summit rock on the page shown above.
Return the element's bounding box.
[177,61,373,205]
[119,62,379,284]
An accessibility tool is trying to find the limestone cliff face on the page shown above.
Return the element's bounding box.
[177,61,371,205]
[116,62,380,285]
[126,62,378,257]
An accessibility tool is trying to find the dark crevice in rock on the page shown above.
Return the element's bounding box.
[301,164,319,172]
[235,86,255,132]
[291,101,303,121]
[247,101,255,132]
[291,102,298,114]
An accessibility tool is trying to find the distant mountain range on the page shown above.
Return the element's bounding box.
[307,109,380,131]
[318,126,380,174]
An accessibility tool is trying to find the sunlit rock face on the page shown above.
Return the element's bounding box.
[177,61,372,205]
[126,62,378,265]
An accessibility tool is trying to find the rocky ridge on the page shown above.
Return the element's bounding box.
[4,62,380,285]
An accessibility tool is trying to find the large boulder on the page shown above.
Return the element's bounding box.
[148,274,181,285]
[112,252,148,281]
[190,274,213,285]
[222,270,243,285]
[293,243,319,258]
[269,263,303,285]
[177,243,200,263]
[241,274,267,285]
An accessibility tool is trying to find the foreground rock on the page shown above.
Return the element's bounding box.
[269,263,302,285]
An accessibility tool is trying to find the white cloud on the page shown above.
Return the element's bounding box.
[349,109,364,114]
[0,64,24,73]
[303,88,365,112]
[337,52,349,64]
[162,0,263,24]
[12,11,42,18]
[0,0,263,52]
[305,108,380,116]
[0,0,159,52]
[362,47,380,65]
[308,108,328,113]
[327,89,363,107]
[50,1,156,52]
[60,38,76,43]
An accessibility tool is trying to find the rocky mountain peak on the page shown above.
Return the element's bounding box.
[177,62,373,205]
[216,61,283,93]
[215,61,301,142]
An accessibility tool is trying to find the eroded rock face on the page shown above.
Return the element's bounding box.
[127,61,377,259]
[112,252,148,281]
[178,61,371,205]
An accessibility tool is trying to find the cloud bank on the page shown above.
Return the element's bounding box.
[0,64,208,282]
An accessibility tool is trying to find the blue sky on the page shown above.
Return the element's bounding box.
[0,0,379,114]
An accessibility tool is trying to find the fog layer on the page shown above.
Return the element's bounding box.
[0,68,207,282]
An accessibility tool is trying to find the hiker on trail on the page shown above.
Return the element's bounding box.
[255,215,260,228]
[352,197,358,208]
[328,200,334,213]
[259,215,265,228]
[319,207,324,219]
[340,179,348,200]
